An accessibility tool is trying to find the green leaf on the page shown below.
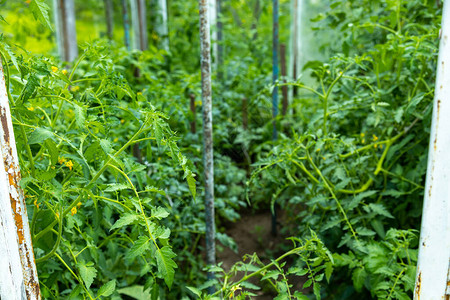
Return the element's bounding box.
[126,236,150,260]
[313,282,321,300]
[325,262,333,283]
[28,127,54,144]
[29,0,53,30]
[110,213,139,231]
[187,173,196,199]
[186,286,201,297]
[151,207,169,220]
[368,203,394,218]
[18,75,39,105]
[352,267,366,292]
[44,139,59,165]
[97,280,116,298]
[74,103,86,128]
[155,246,177,288]
[78,262,97,289]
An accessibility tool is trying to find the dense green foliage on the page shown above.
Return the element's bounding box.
[0,0,441,299]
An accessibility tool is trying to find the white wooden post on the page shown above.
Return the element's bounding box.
[156,0,169,51]
[54,0,78,62]
[0,61,40,298]
[414,1,450,298]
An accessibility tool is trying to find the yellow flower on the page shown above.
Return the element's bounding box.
[62,69,68,76]
[25,0,31,4]
[33,199,40,209]
[58,157,66,164]
[316,148,321,152]
[77,202,82,208]
[373,134,378,141]
[374,144,378,149]
[65,160,74,170]
[113,137,119,142]
[27,107,35,111]
[362,139,365,144]
[70,86,80,92]
[360,133,365,138]
[56,212,60,219]
[71,206,77,216]
[51,66,58,73]
[120,119,125,124]
[137,92,142,96]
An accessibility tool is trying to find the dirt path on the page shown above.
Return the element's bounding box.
[216,211,289,299]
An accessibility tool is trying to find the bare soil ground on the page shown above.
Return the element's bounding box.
[216,210,307,299]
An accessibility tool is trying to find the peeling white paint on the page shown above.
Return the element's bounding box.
[415,1,450,298]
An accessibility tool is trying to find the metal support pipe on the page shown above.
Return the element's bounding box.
[198,0,216,293]
[272,0,279,140]
[104,0,114,40]
[121,0,131,50]
[414,1,450,298]
[0,60,41,299]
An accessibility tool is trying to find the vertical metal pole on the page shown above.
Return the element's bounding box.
[414,1,450,298]
[121,0,131,50]
[271,0,279,237]
[272,0,279,140]
[290,0,299,99]
[216,0,224,80]
[104,0,114,40]
[199,0,216,292]
[54,0,78,62]
[280,43,288,116]
[157,0,169,51]
[137,0,148,50]
[0,60,41,299]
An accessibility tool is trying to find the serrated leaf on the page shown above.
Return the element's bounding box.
[18,75,39,104]
[155,246,177,288]
[99,139,112,154]
[74,103,86,128]
[29,0,53,30]
[368,203,394,218]
[28,127,53,144]
[105,183,130,192]
[313,283,321,300]
[151,207,169,220]
[303,279,312,289]
[126,236,150,260]
[186,286,201,297]
[44,139,59,165]
[325,262,333,283]
[78,262,97,289]
[187,173,196,199]
[110,213,139,231]
[352,267,366,292]
[97,280,116,298]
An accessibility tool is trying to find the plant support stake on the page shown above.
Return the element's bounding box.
[414,1,450,298]
[271,0,279,237]
[0,59,40,299]
[199,0,216,292]
[104,0,114,40]
[121,0,131,50]
[54,0,78,62]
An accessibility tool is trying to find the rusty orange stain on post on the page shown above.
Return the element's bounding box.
[0,60,41,298]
